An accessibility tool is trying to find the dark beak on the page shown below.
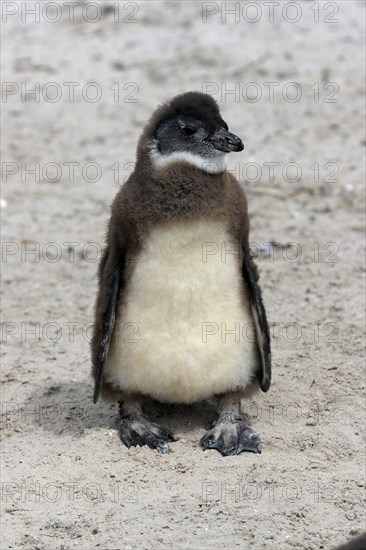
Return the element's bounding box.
[207,127,244,153]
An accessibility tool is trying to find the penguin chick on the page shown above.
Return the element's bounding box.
[91,91,271,455]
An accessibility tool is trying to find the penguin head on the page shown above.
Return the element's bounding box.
[142,92,243,173]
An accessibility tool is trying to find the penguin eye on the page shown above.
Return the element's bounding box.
[181,126,196,136]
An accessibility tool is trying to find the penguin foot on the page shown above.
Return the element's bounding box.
[200,421,261,456]
[119,416,177,454]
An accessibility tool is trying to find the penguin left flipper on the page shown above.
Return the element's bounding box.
[242,249,272,393]
[93,247,122,404]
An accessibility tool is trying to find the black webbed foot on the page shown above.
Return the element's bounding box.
[119,415,177,454]
[200,420,261,456]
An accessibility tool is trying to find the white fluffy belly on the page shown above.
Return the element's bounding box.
[105,220,258,403]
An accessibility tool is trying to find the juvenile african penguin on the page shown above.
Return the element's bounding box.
[91,91,271,455]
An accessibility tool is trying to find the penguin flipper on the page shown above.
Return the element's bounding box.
[93,260,121,404]
[242,251,271,392]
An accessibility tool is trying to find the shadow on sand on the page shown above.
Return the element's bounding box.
[19,381,217,440]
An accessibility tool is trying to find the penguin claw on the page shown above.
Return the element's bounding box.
[200,422,261,456]
[118,417,177,453]
[237,432,261,455]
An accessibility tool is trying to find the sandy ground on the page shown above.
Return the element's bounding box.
[1,1,365,548]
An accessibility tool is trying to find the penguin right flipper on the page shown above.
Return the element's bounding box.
[92,246,123,404]
[242,251,271,393]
